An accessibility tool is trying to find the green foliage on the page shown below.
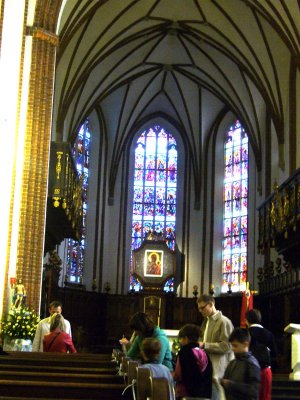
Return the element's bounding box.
[1,306,40,340]
[171,337,181,355]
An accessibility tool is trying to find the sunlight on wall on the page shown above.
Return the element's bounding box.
[0,0,31,319]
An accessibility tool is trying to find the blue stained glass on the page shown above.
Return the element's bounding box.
[241,235,247,249]
[133,202,142,215]
[164,277,174,292]
[167,189,176,202]
[137,135,146,145]
[135,152,144,169]
[167,167,177,184]
[156,187,165,201]
[224,184,231,201]
[157,156,166,169]
[156,170,167,182]
[129,275,143,291]
[133,187,143,202]
[144,187,155,203]
[134,169,144,181]
[233,163,241,177]
[144,203,155,216]
[222,121,248,293]
[131,126,178,291]
[143,221,153,235]
[67,120,91,283]
[132,237,142,249]
[154,221,164,234]
[224,218,231,236]
[132,221,142,237]
[155,202,165,216]
[223,238,231,251]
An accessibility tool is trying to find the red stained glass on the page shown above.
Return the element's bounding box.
[222,121,248,292]
[131,126,178,291]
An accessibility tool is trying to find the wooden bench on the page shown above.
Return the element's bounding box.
[0,351,125,399]
[0,379,125,400]
[0,370,123,383]
[0,353,115,368]
[0,363,116,374]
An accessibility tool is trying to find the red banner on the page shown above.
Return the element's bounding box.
[240,288,253,328]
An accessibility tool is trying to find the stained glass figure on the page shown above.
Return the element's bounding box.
[222,120,248,292]
[66,120,91,283]
[130,126,178,292]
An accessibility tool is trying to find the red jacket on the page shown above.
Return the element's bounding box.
[43,329,76,353]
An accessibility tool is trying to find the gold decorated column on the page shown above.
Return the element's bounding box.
[13,27,59,310]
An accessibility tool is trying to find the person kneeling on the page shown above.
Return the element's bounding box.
[43,313,76,353]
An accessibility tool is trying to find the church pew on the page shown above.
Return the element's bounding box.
[0,353,115,368]
[0,363,116,374]
[0,351,125,399]
[0,370,124,384]
[0,380,125,400]
[4,351,113,360]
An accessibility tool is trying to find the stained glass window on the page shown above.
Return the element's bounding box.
[130,126,177,292]
[222,120,248,293]
[66,120,91,283]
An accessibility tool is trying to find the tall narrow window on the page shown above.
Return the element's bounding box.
[222,120,248,293]
[66,120,91,283]
[130,126,177,291]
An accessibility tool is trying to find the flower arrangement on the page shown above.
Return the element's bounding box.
[1,306,40,340]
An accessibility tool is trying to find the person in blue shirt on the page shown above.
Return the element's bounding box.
[140,337,174,385]
[119,312,173,370]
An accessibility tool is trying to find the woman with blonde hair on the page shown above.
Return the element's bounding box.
[43,313,76,353]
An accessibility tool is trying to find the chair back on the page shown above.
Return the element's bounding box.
[128,360,139,383]
[182,398,211,400]
[136,367,151,400]
[149,377,174,400]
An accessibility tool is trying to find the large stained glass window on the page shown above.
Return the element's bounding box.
[222,120,248,293]
[66,120,91,283]
[130,126,177,291]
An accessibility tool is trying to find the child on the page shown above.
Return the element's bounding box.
[173,324,212,399]
[220,327,261,400]
[246,308,277,400]
[140,337,174,385]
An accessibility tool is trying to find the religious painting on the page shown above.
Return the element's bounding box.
[144,250,163,277]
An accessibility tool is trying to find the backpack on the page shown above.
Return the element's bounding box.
[249,339,271,369]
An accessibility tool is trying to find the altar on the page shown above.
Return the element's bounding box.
[284,323,300,380]
[132,235,184,326]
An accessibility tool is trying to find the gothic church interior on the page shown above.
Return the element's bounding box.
[1,0,300,365]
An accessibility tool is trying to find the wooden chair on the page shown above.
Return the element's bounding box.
[122,360,139,399]
[136,367,151,400]
[149,376,175,400]
[118,355,130,384]
[127,360,139,383]
[182,398,211,400]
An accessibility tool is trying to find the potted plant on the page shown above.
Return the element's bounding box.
[1,306,40,351]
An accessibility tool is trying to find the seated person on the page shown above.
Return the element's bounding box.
[43,313,76,353]
[140,337,174,385]
[119,312,173,370]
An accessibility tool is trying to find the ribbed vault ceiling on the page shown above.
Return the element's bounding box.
[53,0,300,177]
